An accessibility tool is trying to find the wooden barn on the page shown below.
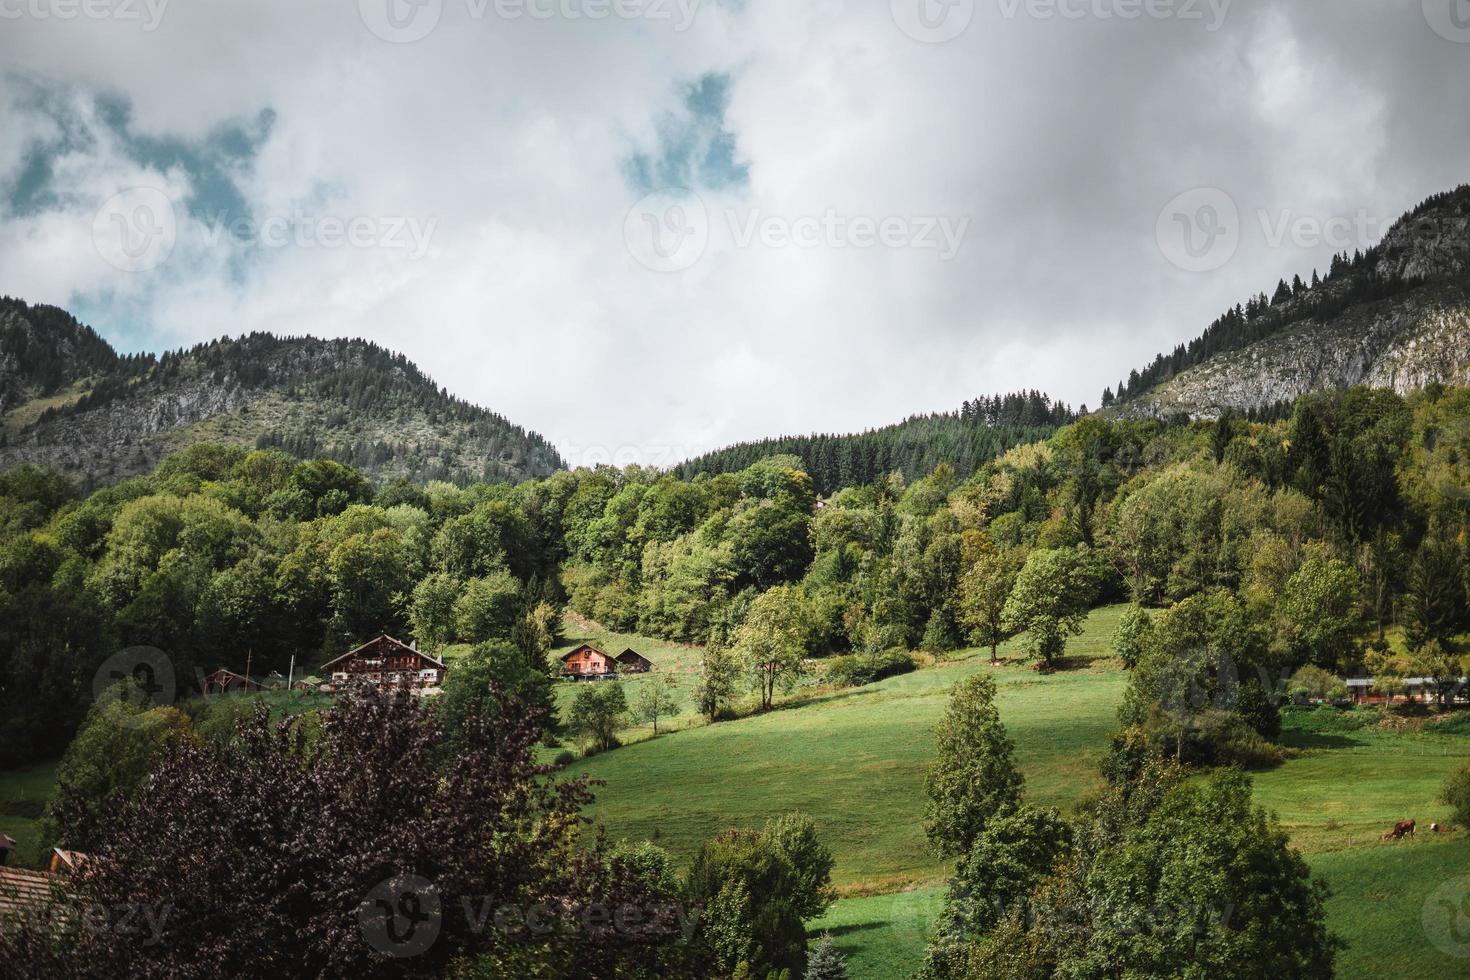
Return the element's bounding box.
[199,668,263,696]
[320,635,446,691]
[561,644,619,680]
[616,648,654,673]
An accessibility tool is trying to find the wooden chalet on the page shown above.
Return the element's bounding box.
[200,668,264,696]
[615,648,654,673]
[320,635,446,691]
[561,644,619,680]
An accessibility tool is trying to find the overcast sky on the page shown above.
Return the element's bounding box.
[2,0,1469,465]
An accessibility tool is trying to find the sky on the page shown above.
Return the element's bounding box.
[2,0,1470,467]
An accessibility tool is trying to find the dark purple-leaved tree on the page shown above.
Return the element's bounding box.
[2,689,692,979]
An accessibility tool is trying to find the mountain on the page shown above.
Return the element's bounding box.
[677,391,1076,495]
[0,298,564,487]
[1112,184,1470,417]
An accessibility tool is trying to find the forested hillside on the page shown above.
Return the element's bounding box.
[6,383,1469,774]
[677,390,1075,494]
[0,297,564,487]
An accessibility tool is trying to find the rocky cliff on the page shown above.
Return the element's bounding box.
[1124,184,1470,418]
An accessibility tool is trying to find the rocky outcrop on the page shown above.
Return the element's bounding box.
[1129,185,1470,418]
[0,303,564,487]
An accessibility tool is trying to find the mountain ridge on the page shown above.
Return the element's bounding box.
[0,298,564,487]
[1112,183,1470,417]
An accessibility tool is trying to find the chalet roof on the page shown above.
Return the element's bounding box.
[616,648,653,663]
[0,866,61,927]
[202,667,265,686]
[321,634,446,672]
[560,643,612,663]
[49,849,89,875]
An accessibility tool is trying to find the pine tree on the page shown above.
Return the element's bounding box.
[805,934,848,980]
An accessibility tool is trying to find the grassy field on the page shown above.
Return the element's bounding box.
[573,605,1131,892]
[5,602,1467,978]
[0,760,59,869]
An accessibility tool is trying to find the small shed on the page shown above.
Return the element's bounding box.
[616,648,654,673]
[561,644,618,680]
[200,668,263,696]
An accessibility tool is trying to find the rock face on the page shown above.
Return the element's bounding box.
[0,299,564,487]
[1129,185,1470,418]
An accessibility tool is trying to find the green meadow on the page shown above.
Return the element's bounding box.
[568,605,1470,979]
[0,760,58,869]
[572,605,1131,893]
[4,603,1468,978]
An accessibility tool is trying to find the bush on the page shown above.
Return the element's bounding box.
[551,749,576,768]
[1443,760,1470,826]
[825,650,916,688]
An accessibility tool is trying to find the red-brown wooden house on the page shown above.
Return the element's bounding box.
[561,644,618,680]
[320,635,446,691]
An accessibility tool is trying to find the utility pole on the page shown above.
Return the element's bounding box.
[287,653,295,694]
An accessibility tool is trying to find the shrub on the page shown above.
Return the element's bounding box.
[551,749,576,768]
[825,650,916,688]
[1443,760,1470,826]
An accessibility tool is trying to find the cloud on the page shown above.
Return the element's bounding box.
[1,0,1468,464]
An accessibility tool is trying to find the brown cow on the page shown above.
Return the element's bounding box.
[1382,819,1416,840]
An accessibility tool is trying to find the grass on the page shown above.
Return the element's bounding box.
[574,605,1131,892]
[1313,834,1470,980]
[5,603,1467,978]
[0,760,59,869]
[807,887,947,979]
[1253,705,1470,853]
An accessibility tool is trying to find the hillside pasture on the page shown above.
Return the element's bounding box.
[573,605,1131,891]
